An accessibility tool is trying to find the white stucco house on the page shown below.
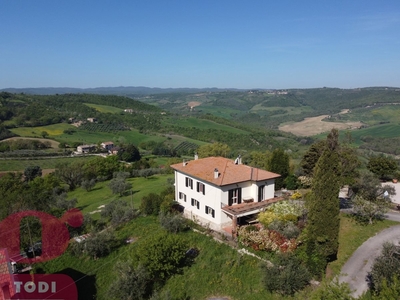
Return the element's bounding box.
[171,156,282,233]
[76,144,96,154]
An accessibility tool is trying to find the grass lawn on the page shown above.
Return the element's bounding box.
[328,213,399,275]
[69,174,174,216]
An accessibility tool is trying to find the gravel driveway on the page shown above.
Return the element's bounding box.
[339,223,400,297]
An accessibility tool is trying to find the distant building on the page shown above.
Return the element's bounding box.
[110,146,121,155]
[76,144,96,154]
[124,109,134,113]
[87,118,97,123]
[101,141,114,151]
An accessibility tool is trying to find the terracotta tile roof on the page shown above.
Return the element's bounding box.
[171,156,280,186]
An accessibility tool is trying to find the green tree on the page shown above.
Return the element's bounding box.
[109,178,132,196]
[261,254,311,296]
[269,148,290,190]
[101,199,137,226]
[83,156,121,180]
[352,195,391,224]
[41,131,49,138]
[352,171,396,201]
[24,165,42,182]
[132,233,188,281]
[305,129,341,265]
[300,140,359,185]
[118,144,141,162]
[246,150,271,170]
[300,140,326,176]
[197,142,231,158]
[108,263,151,300]
[367,155,398,180]
[369,242,400,295]
[310,279,354,300]
[55,161,85,191]
[81,179,96,191]
[140,193,164,216]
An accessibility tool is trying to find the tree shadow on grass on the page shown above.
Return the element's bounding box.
[56,268,96,300]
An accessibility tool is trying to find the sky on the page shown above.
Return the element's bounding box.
[1,0,400,89]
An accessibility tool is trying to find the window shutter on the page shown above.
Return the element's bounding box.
[191,198,194,206]
[205,206,208,214]
[212,209,215,218]
[238,188,242,204]
[197,201,200,209]
[185,177,188,187]
[197,182,199,192]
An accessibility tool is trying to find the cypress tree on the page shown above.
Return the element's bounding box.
[269,148,290,190]
[306,129,341,263]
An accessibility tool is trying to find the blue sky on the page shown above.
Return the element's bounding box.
[1,0,400,89]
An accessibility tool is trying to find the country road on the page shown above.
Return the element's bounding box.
[339,212,400,298]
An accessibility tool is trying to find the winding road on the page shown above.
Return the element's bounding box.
[339,211,400,298]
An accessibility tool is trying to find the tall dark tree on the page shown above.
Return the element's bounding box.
[118,144,141,162]
[306,129,341,264]
[269,148,290,190]
[300,140,326,176]
[300,137,359,185]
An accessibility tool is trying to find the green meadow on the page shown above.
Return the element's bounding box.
[10,123,74,137]
[69,174,174,216]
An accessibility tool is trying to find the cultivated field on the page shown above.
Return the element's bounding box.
[279,110,364,136]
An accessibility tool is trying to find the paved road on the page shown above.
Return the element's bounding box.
[339,212,400,298]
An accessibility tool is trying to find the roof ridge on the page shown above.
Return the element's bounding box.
[219,159,228,184]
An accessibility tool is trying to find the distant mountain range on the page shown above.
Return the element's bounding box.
[0,86,250,96]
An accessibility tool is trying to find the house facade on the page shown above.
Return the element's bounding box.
[171,156,281,232]
[76,144,96,154]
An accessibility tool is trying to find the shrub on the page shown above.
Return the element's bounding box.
[159,212,187,233]
[261,254,311,296]
[132,233,189,281]
[140,193,164,216]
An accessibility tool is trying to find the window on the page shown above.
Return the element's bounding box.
[191,198,200,209]
[258,185,265,202]
[197,182,205,195]
[179,192,187,202]
[205,205,215,218]
[228,188,242,206]
[185,177,193,189]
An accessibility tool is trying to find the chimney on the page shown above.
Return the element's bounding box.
[194,153,198,160]
[234,154,242,165]
[183,159,187,166]
[214,168,219,179]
